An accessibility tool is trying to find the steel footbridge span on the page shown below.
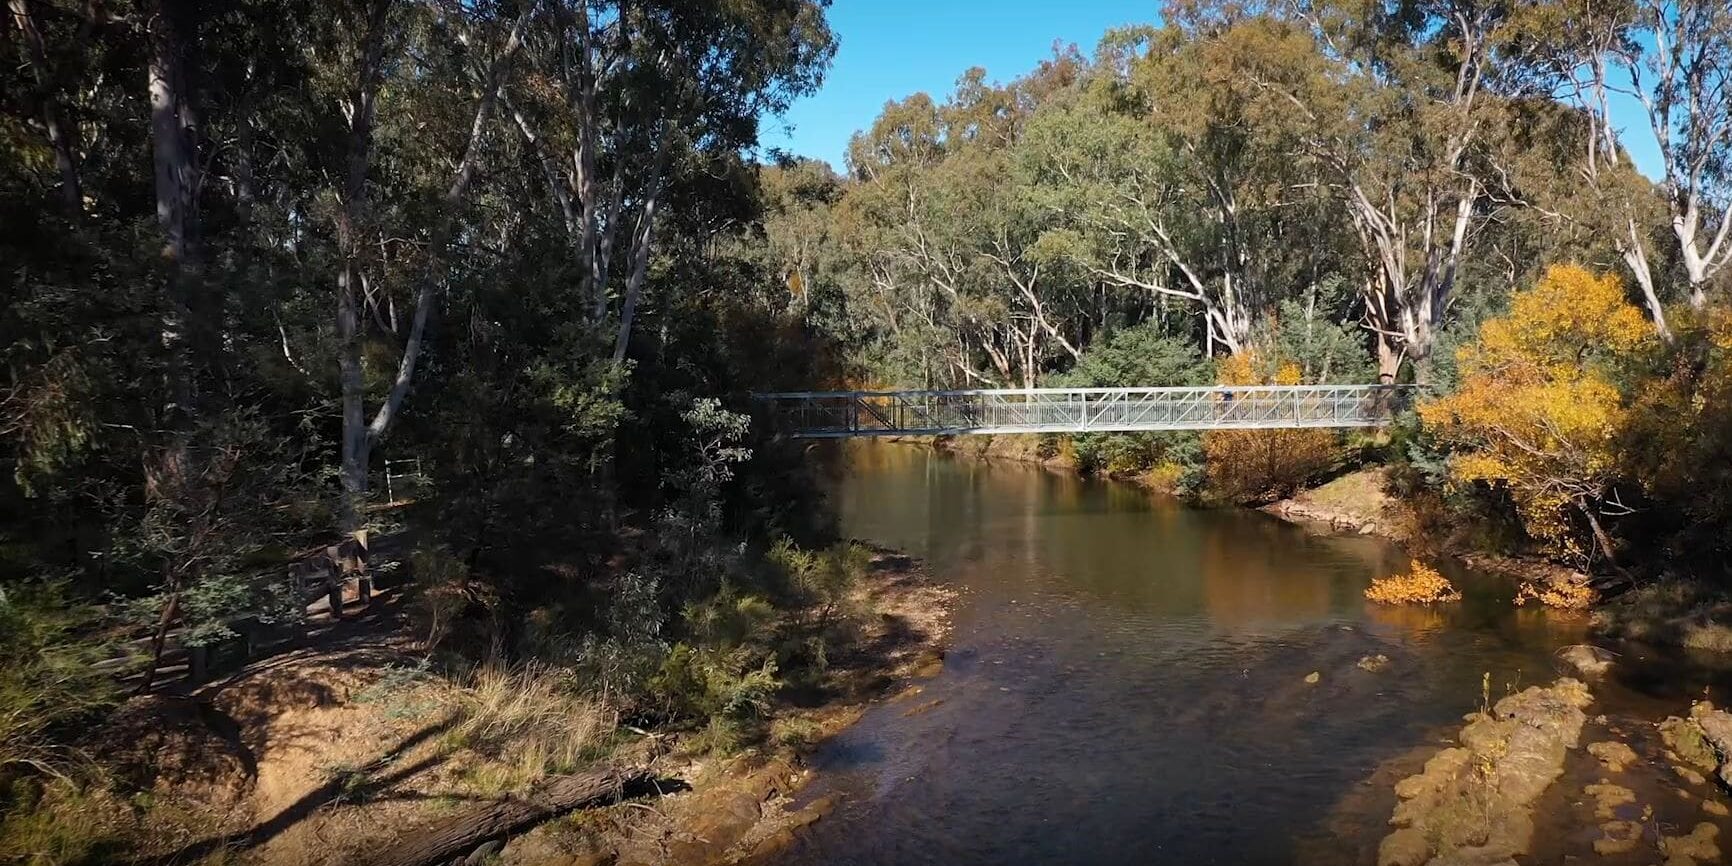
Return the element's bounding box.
[753,384,1418,438]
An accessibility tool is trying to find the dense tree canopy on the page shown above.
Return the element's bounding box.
[1,0,837,690]
[756,0,1730,562]
[4,1,1732,850]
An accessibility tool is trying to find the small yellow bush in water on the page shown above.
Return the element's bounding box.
[1365,561,1462,605]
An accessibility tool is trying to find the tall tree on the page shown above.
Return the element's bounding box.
[1621,0,1732,310]
[1510,0,1731,340]
[7,0,83,214]
[503,0,836,363]
[1254,0,1516,380]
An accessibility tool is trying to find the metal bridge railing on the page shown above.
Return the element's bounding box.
[752,385,1418,438]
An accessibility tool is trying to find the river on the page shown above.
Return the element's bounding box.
[775,443,1730,866]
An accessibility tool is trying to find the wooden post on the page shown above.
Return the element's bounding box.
[354,528,372,605]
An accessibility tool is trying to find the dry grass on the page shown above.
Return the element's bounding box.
[0,780,131,866]
[1366,561,1462,605]
[1297,468,1390,516]
[443,663,618,784]
[1593,580,1732,651]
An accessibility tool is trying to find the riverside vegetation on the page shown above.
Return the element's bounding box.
[4,0,1732,862]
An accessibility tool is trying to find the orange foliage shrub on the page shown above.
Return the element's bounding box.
[1514,576,1596,610]
[1419,265,1655,561]
[1202,354,1339,503]
[1365,561,1462,605]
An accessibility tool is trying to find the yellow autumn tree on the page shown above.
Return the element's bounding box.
[1419,265,1654,566]
[1202,353,1339,502]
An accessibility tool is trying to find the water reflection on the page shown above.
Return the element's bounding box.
[781,443,1590,866]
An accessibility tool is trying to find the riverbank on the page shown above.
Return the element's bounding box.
[902,434,1609,610]
[7,546,953,866]
[916,433,1180,494]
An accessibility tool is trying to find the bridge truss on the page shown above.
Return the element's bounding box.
[753,385,1417,438]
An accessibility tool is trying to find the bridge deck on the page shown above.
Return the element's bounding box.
[754,385,1416,438]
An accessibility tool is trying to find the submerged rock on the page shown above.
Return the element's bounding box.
[1376,678,1592,866]
[1557,644,1615,679]
[1593,819,1644,855]
[1660,821,1721,865]
[1676,765,1709,786]
[1584,781,1635,819]
[1588,740,1639,773]
[1358,654,1392,673]
[1304,671,1321,685]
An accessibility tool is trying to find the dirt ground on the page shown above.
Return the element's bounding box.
[98,547,954,866]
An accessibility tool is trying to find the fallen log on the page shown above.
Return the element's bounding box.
[361,766,656,866]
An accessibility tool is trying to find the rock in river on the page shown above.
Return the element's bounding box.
[1377,678,1593,866]
[1588,740,1639,773]
[1557,643,1614,679]
[1357,654,1391,673]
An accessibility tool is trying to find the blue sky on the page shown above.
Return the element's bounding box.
[759,0,1664,179]
[759,0,1157,170]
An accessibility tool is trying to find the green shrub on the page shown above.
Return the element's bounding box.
[648,643,780,741]
[1050,323,1209,480]
[768,538,866,619]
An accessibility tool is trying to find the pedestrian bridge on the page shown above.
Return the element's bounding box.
[753,385,1417,438]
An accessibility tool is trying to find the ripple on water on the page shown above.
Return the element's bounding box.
[780,444,1600,865]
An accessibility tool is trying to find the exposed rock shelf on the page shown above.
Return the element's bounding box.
[1378,678,1593,866]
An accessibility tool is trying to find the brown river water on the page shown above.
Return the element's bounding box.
[774,442,1732,866]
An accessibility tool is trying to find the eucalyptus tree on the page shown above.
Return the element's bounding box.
[836,92,989,386]
[1019,20,1343,358]
[322,0,535,549]
[836,74,1101,389]
[1513,0,1731,334]
[1234,0,1520,380]
[501,0,835,364]
[7,0,83,215]
[1626,0,1732,309]
[755,158,846,316]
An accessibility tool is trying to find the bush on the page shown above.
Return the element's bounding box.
[1071,430,1202,481]
[648,643,780,744]
[1365,561,1462,605]
[768,538,867,622]
[1513,575,1596,610]
[1419,265,1653,565]
[406,545,496,652]
[1202,354,1340,503]
[1052,323,1209,480]
[1619,309,1732,564]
